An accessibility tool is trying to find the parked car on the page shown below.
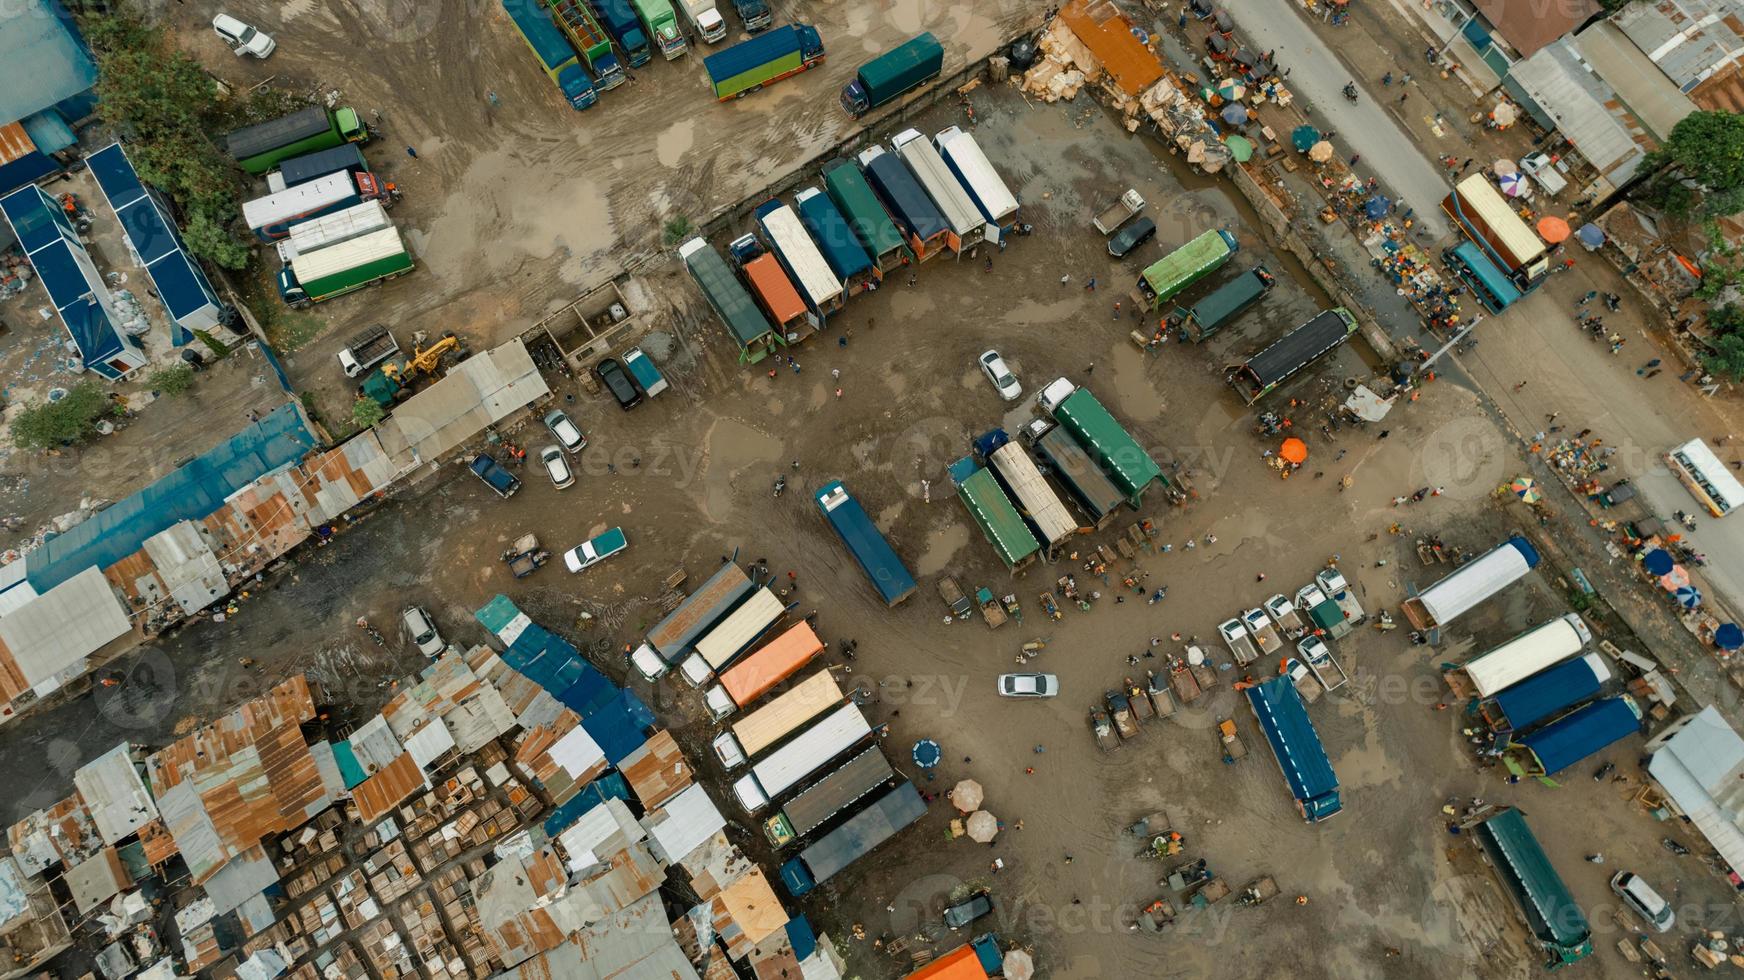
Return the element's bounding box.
[1107,216,1156,258]
[997,673,1058,698]
[943,892,994,930]
[563,527,629,573]
[979,349,1021,401]
[468,453,520,498]
[595,358,642,410]
[1610,872,1674,932]
[543,409,586,452]
[212,13,275,57]
[540,446,574,489]
[401,606,443,658]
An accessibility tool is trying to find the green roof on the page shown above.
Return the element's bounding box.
[1475,809,1593,966]
[959,468,1040,569]
[1139,229,1238,307]
[682,241,773,348]
[824,161,904,259]
[1053,389,1161,505]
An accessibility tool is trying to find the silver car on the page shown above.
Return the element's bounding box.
[979,350,1021,401]
[540,445,574,489]
[543,409,586,453]
[998,673,1058,698]
[212,13,275,57]
[401,606,443,658]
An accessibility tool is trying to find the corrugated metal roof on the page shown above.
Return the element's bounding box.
[403,722,456,771]
[642,783,726,865]
[619,730,693,811]
[1472,0,1601,57]
[0,122,34,167]
[64,846,128,914]
[0,0,99,122]
[347,714,405,774]
[7,793,102,876]
[566,891,698,980]
[0,566,130,689]
[72,743,157,846]
[1058,0,1165,96]
[678,831,755,900]
[1575,21,1696,140]
[352,752,425,824]
[138,521,227,617]
[375,338,550,465]
[381,652,516,755]
[0,857,28,927]
[477,853,568,969]
[202,843,277,914]
[1692,58,1744,108]
[712,868,787,959]
[1649,705,1744,876]
[556,797,645,869]
[1615,0,1744,90]
[1510,38,1654,185]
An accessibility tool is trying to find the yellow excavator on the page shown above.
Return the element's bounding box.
[379,332,463,384]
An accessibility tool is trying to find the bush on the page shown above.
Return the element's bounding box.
[663,216,693,246]
[148,363,195,396]
[351,397,385,430]
[1703,331,1744,381]
[11,382,114,450]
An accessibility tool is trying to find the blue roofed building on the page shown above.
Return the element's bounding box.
[0,0,98,196]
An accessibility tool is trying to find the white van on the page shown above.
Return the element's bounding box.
[1610,871,1674,932]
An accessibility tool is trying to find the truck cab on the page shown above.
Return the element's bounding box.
[680,0,726,42]
[557,64,598,110]
[731,0,771,31]
[1218,617,1258,665]
[1035,377,1076,416]
[629,641,668,682]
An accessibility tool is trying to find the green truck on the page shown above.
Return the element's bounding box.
[1037,379,1163,508]
[277,226,413,308]
[1174,265,1275,342]
[225,106,372,175]
[629,0,686,58]
[1134,228,1239,311]
[678,237,778,363]
[824,160,907,273]
[703,25,825,101]
[549,0,626,89]
[840,32,943,117]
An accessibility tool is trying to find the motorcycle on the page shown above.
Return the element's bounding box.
[1676,510,1699,532]
[355,617,385,647]
[1592,761,1615,781]
[1341,82,1359,103]
[1662,837,1691,856]
[773,475,786,498]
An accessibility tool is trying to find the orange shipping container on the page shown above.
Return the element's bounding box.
[721,621,825,707]
[744,254,808,332]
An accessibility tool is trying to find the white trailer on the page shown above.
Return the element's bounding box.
[1404,535,1539,630]
[731,702,871,813]
[1446,613,1591,700]
[755,200,843,321]
[891,128,985,254]
[243,170,365,239]
[280,200,390,262]
[713,670,843,769]
[679,588,785,687]
[934,125,1018,232]
[989,442,1078,556]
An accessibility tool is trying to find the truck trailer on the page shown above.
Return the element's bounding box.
[1514,696,1642,776]
[277,226,413,307]
[738,250,809,342]
[644,561,755,664]
[856,146,949,262]
[502,0,598,110]
[679,587,784,687]
[764,746,895,846]
[550,0,626,89]
[891,128,984,255]
[713,670,842,768]
[678,237,777,362]
[840,33,943,117]
[589,0,651,65]
[629,0,686,58]
[1037,379,1164,507]
[1445,613,1591,701]
[1442,173,1549,290]
[703,621,825,721]
[1175,265,1274,342]
[1480,652,1611,735]
[731,702,871,813]
[703,24,824,100]
[276,199,390,263]
[243,170,383,241]
[1245,675,1341,821]
[948,457,1042,572]
[1226,308,1358,405]
[779,782,926,895]
[988,438,1079,558]
[1403,535,1540,631]
[794,187,875,296]
[1135,229,1239,310]
[1467,808,1594,969]
[269,144,368,192]
[224,105,371,175]
[935,125,1018,232]
[755,198,843,322]
[1027,421,1123,529]
[823,160,908,274]
[815,480,917,606]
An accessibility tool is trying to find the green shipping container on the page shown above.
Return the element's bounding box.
[1137,228,1239,310]
[1054,388,1162,507]
[295,227,413,302]
[823,161,905,271]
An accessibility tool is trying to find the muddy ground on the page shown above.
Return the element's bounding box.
[3,79,1733,980]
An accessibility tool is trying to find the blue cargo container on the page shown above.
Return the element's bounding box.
[815,480,917,607]
[1482,652,1610,734]
[276,144,368,189]
[502,0,596,109]
[856,145,949,262]
[590,0,651,65]
[779,782,926,895]
[1516,696,1641,776]
[794,187,874,296]
[1246,675,1341,821]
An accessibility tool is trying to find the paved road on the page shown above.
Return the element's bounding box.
[1226,0,1453,238]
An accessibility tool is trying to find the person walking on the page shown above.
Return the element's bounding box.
[1399,91,1408,104]
[1085,277,1097,291]
[1349,153,1362,167]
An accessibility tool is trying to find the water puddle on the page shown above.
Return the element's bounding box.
[915,524,970,576]
[697,417,783,520]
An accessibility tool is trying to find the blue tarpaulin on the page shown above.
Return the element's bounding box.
[1489,655,1606,732]
[581,690,655,764]
[1519,697,1640,775]
[541,772,631,836]
[331,740,368,789]
[1246,675,1341,820]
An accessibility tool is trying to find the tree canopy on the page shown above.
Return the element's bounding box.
[1647,111,1744,194]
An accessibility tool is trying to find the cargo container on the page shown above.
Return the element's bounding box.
[1036,380,1163,508]
[856,145,949,262]
[644,560,755,663]
[269,144,368,192]
[1027,420,1122,529]
[815,480,917,606]
[589,0,651,65]
[1403,535,1540,630]
[277,226,413,307]
[823,160,907,274]
[1468,808,1594,969]
[1515,696,1642,776]
[629,0,686,58]
[794,187,874,296]
[948,456,1041,572]
[678,237,778,362]
[891,128,983,255]
[703,620,825,720]
[935,125,1018,233]
[714,670,842,768]
[755,198,843,322]
[1442,173,1549,289]
[732,702,871,812]
[224,105,371,175]
[1480,652,1611,735]
[988,437,1079,558]
[1245,675,1341,822]
[502,0,598,110]
[550,0,626,89]
[840,33,943,117]
[1225,308,1358,405]
[243,170,382,241]
[679,587,785,687]
[1174,265,1274,342]
[1445,614,1591,700]
[1134,228,1240,311]
[764,746,895,846]
[702,24,824,100]
[276,199,390,264]
[779,782,926,894]
[739,252,808,342]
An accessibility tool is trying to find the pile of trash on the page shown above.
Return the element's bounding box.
[1019,18,1094,101]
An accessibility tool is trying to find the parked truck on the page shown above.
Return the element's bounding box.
[590,0,652,65]
[1284,658,1324,705]
[1218,617,1259,666]
[1247,675,1341,821]
[244,169,384,241]
[703,24,824,100]
[678,0,726,42]
[336,323,400,378]
[470,453,521,498]
[224,105,372,175]
[1226,308,1358,405]
[1241,608,1282,657]
[1174,265,1275,342]
[816,481,917,606]
[840,32,943,117]
[629,0,686,58]
[502,0,598,109]
[1297,636,1348,692]
[1026,419,1123,529]
[1093,189,1144,235]
[703,620,823,720]
[644,561,754,666]
[268,144,368,193]
[1294,583,1351,640]
[731,702,871,813]
[1442,173,1550,290]
[278,226,413,307]
[1404,535,1540,631]
[1262,594,1303,636]
[779,782,926,895]
[711,669,842,768]
[730,0,771,32]
[764,746,894,846]
[549,0,626,90]
[1314,567,1366,626]
[622,346,669,397]
[276,200,390,264]
[1134,228,1239,311]
[1036,379,1164,508]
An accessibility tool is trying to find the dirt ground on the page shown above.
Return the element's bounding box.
[4,82,1732,978]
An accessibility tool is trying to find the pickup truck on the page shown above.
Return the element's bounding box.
[1241,608,1282,657]
[469,453,521,498]
[337,323,399,378]
[1218,617,1259,665]
[1106,690,1139,739]
[937,576,972,618]
[1283,657,1324,704]
[1094,189,1145,236]
[563,527,629,573]
[1315,567,1366,626]
[1295,583,1351,639]
[622,346,669,397]
[1297,635,1348,692]
[1217,718,1247,762]
[1090,705,1120,751]
[1263,593,1304,636]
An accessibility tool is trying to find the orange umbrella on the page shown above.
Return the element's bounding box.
[1280,438,1308,464]
[1537,215,1570,244]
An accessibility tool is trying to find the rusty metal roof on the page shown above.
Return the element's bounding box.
[351,752,425,825]
[711,867,787,960]
[0,123,35,167]
[618,730,692,811]
[1058,0,1165,97]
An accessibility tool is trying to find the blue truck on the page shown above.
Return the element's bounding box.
[590,0,651,65]
[1515,696,1642,776]
[622,347,668,398]
[779,782,926,896]
[815,481,917,607]
[794,187,875,296]
[1480,652,1611,735]
[1246,675,1341,821]
[470,453,522,498]
[502,0,597,109]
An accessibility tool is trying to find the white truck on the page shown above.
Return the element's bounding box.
[1093,188,1144,235]
[336,323,400,378]
[680,0,727,43]
[1242,607,1282,657]
[1263,594,1304,637]
[1218,617,1259,665]
[1315,568,1366,627]
[730,703,870,813]
[1283,657,1324,704]
[1297,635,1348,692]
[1295,583,1351,640]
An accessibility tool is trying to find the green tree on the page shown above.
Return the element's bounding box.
[148,363,196,396]
[351,397,386,430]
[11,382,114,450]
[1644,111,1744,195]
[1703,331,1744,381]
[1710,304,1744,336]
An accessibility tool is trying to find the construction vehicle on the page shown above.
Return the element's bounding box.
[359,333,466,407]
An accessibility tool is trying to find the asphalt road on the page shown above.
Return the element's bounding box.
[1226,0,1453,239]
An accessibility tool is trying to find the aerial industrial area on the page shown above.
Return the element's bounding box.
[5,0,1744,978]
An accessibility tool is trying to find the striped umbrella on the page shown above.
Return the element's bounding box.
[1675,585,1703,609]
[1499,172,1528,197]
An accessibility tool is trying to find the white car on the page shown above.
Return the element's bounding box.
[212,13,275,58]
[997,672,1058,698]
[563,527,628,573]
[979,350,1021,401]
[401,606,443,658]
[543,409,586,453]
[1283,658,1313,687]
[539,445,574,489]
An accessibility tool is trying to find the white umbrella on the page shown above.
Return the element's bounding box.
[1003,950,1035,980]
[1492,102,1518,127]
[1499,172,1528,197]
[1308,141,1333,162]
[966,810,999,843]
[1493,158,1517,176]
[950,779,984,813]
